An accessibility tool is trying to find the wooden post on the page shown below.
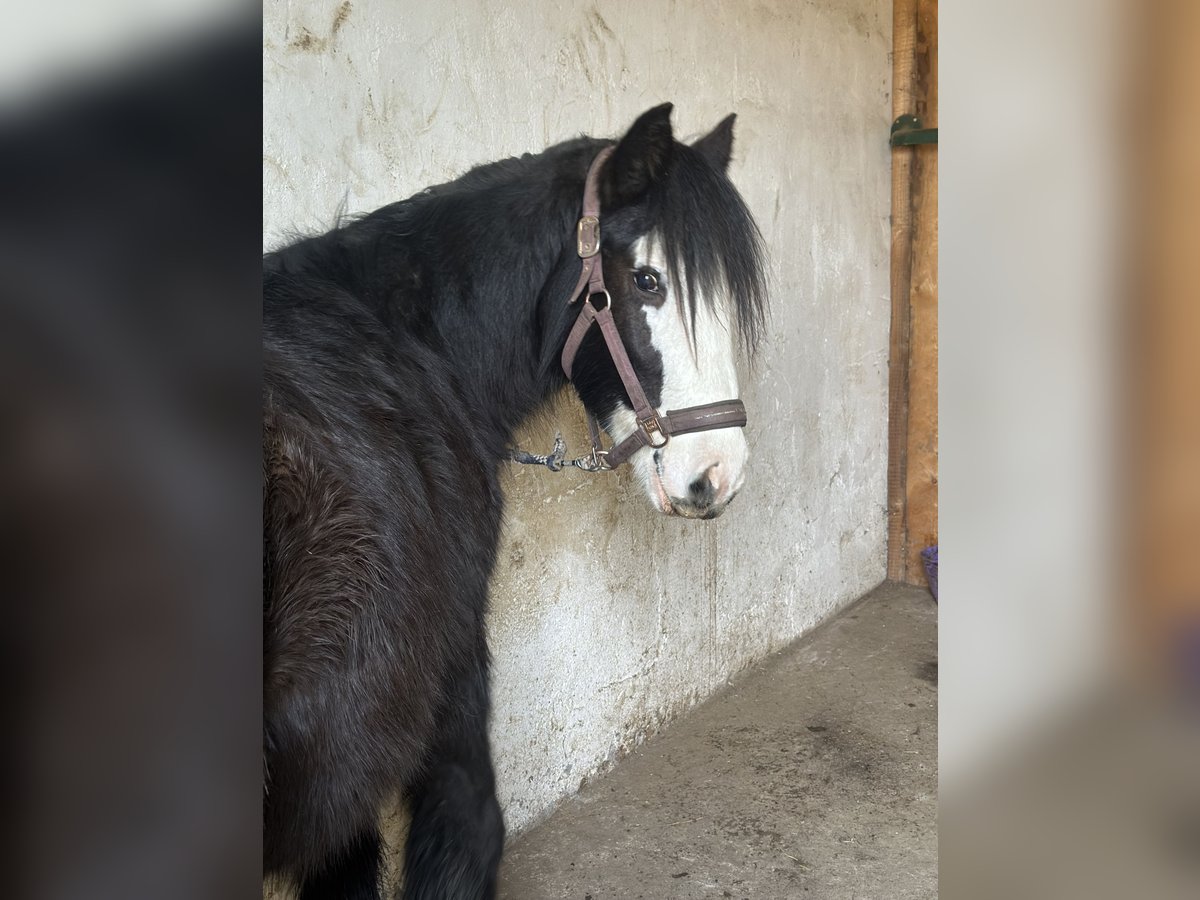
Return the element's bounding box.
[887,0,937,585]
[1130,0,1200,683]
[886,0,917,583]
[903,0,939,582]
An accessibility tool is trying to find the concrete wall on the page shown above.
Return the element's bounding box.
[264,0,892,835]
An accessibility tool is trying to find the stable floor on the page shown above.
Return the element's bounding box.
[498,581,938,900]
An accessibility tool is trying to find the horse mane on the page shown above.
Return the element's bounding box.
[267,135,767,360]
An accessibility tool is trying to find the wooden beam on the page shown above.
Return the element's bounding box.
[903,0,939,582]
[1130,0,1200,683]
[886,0,918,582]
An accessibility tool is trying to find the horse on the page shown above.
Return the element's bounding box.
[263,103,768,899]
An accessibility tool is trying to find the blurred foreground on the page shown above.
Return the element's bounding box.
[941,0,1200,896]
[1,8,259,900]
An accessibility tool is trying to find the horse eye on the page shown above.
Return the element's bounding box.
[633,269,660,293]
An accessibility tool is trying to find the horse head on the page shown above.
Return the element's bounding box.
[567,104,768,519]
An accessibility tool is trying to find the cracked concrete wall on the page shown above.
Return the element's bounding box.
[264,0,892,834]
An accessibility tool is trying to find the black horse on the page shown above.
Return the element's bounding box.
[263,103,767,899]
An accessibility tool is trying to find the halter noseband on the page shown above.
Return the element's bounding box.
[557,147,748,471]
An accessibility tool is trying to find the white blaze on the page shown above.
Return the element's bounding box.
[608,235,749,516]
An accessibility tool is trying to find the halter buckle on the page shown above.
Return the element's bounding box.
[577,215,600,258]
[640,415,669,448]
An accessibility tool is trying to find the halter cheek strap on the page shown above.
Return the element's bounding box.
[558,147,748,471]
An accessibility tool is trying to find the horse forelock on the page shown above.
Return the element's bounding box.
[643,144,769,358]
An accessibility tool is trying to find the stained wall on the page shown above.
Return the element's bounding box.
[263,0,892,834]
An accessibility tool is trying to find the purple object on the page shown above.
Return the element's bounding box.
[921,545,938,601]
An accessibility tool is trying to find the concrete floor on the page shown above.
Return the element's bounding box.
[498,581,938,900]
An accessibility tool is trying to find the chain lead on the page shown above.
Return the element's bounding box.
[506,433,611,473]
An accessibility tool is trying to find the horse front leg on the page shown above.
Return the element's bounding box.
[401,633,504,900]
[400,635,504,900]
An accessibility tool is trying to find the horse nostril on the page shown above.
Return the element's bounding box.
[688,464,719,507]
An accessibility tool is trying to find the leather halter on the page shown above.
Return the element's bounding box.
[560,147,748,471]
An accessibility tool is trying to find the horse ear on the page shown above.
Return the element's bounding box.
[693,113,736,171]
[604,103,674,205]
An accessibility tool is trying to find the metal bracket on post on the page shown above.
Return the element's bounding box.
[890,114,938,146]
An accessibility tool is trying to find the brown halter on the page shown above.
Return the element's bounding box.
[556,147,748,471]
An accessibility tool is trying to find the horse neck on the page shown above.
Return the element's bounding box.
[425,236,575,446]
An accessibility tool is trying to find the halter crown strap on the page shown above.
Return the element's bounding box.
[561,146,614,377]
[556,147,747,472]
